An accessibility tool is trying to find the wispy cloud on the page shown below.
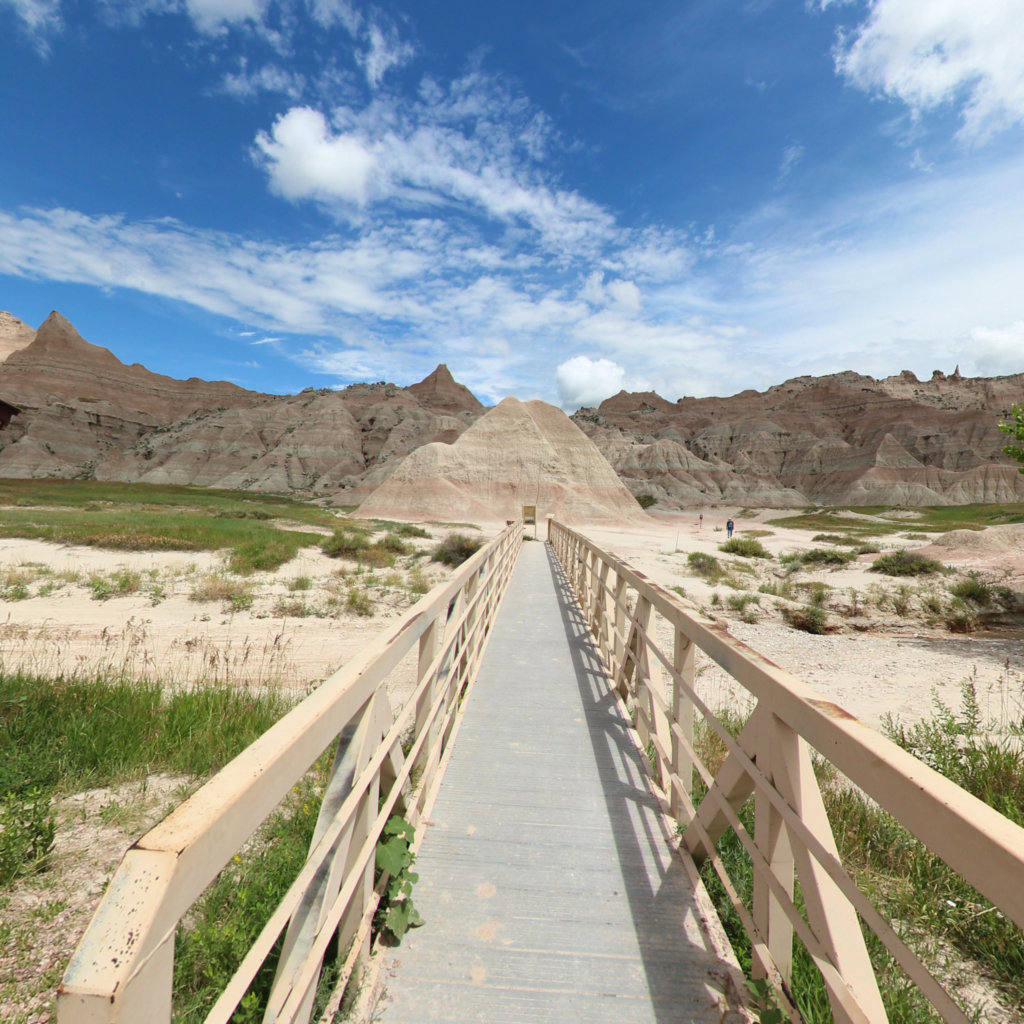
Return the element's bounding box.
[827,0,1024,141]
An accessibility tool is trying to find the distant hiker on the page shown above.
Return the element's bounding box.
[726,518,734,538]
[698,513,703,529]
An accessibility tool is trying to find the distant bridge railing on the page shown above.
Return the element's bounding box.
[58,522,522,1024]
[549,519,1024,1024]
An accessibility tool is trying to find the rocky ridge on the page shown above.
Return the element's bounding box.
[573,368,1024,506]
[0,312,481,494]
[1,309,1022,508]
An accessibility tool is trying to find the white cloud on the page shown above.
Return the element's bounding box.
[356,22,415,89]
[251,75,616,254]
[184,0,267,33]
[1,0,62,44]
[830,0,1024,140]
[254,107,377,204]
[221,61,306,99]
[779,142,804,179]
[965,321,1024,377]
[555,356,626,409]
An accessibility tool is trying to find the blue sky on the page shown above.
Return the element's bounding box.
[2,0,1024,408]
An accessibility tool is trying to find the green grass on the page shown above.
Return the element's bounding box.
[0,674,294,798]
[432,533,483,567]
[770,503,1024,538]
[870,550,945,577]
[719,537,772,559]
[695,686,1024,1020]
[0,480,332,573]
[782,547,858,567]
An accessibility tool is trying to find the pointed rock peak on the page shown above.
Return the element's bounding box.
[406,364,484,413]
[29,310,122,366]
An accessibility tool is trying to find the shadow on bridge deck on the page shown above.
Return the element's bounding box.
[369,541,745,1024]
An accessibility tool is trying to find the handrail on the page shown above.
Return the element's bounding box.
[548,519,1024,1024]
[57,522,523,1023]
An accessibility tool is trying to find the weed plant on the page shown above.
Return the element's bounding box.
[432,533,483,567]
[783,548,857,567]
[694,686,1024,1020]
[687,551,725,581]
[0,674,293,798]
[779,603,828,634]
[719,537,772,559]
[870,550,945,577]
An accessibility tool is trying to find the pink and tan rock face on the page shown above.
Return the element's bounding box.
[573,369,1024,507]
[0,311,34,362]
[0,310,485,494]
[1,307,1022,510]
[358,397,651,526]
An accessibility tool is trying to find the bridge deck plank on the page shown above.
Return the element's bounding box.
[372,542,741,1023]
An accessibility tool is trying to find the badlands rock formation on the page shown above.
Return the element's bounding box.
[574,369,1024,507]
[358,398,649,525]
[0,312,481,493]
[2,308,1023,509]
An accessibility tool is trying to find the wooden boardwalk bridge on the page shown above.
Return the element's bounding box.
[58,521,1024,1024]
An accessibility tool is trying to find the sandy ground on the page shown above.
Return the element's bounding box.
[4,509,1024,1021]
[585,510,1024,731]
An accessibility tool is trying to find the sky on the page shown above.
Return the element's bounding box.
[2,1,1024,409]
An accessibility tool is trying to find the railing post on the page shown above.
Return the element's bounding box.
[752,713,796,986]
[59,927,174,1024]
[670,628,695,818]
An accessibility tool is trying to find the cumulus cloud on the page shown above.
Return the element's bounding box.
[555,356,626,409]
[251,74,616,253]
[254,107,377,204]
[829,0,1024,140]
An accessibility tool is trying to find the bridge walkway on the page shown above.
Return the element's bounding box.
[371,541,743,1024]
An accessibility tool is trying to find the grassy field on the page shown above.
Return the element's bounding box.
[767,503,1024,537]
[0,480,343,573]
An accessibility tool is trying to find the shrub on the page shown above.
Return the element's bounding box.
[869,549,944,576]
[346,587,374,616]
[288,575,312,592]
[378,533,411,554]
[686,552,722,579]
[0,787,55,886]
[636,494,657,509]
[795,548,856,566]
[726,592,759,613]
[719,537,771,559]
[321,528,369,559]
[393,523,430,539]
[949,575,992,607]
[944,598,979,633]
[432,534,483,567]
[780,603,828,634]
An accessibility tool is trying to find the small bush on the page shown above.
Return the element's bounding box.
[891,584,913,616]
[0,787,56,886]
[346,587,375,616]
[322,529,369,559]
[795,548,856,567]
[636,494,657,509]
[719,537,771,559]
[432,534,483,567]
[949,575,992,607]
[686,552,722,579]
[190,574,253,612]
[393,523,430,539]
[869,549,944,576]
[288,575,312,592]
[726,592,760,612]
[780,603,828,634]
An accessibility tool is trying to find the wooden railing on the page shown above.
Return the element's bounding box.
[57,523,522,1024]
[548,519,1024,1024]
